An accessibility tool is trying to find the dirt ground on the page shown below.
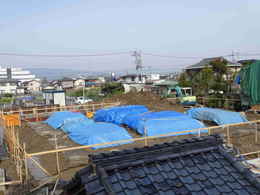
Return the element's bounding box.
[2,92,260,188]
[105,92,185,112]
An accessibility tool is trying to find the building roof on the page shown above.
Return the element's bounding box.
[64,135,260,195]
[186,57,241,70]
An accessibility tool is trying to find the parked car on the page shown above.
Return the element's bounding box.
[75,96,93,104]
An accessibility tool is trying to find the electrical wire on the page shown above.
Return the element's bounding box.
[0,51,131,57]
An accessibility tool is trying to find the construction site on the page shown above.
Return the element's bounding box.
[0,91,259,194]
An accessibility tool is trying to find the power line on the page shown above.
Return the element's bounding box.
[142,52,204,59]
[0,51,131,57]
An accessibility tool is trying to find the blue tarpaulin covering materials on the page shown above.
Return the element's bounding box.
[123,111,205,136]
[45,111,92,129]
[62,122,133,149]
[45,111,133,149]
[187,108,248,125]
[143,116,206,136]
[94,105,149,125]
[123,111,186,133]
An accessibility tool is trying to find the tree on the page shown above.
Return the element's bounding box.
[209,58,228,93]
[178,72,192,87]
[200,66,214,95]
[101,82,124,96]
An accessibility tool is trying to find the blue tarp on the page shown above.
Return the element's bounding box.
[187,108,248,125]
[123,111,206,136]
[143,116,206,136]
[45,111,91,129]
[94,105,149,125]
[62,121,133,149]
[45,111,133,149]
[123,111,186,133]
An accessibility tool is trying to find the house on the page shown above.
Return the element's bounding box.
[73,78,85,88]
[63,135,260,194]
[0,79,18,94]
[85,77,104,87]
[42,89,66,106]
[185,57,241,80]
[23,80,41,93]
[119,73,160,84]
[61,78,74,90]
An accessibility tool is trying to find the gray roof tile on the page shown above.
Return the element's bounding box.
[64,135,260,195]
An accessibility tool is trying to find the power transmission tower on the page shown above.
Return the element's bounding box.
[132,50,144,83]
[132,51,143,71]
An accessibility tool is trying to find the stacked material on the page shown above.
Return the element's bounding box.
[187,107,248,125]
[45,111,87,129]
[122,110,206,136]
[45,111,133,149]
[94,105,148,125]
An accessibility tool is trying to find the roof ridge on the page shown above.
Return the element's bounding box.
[90,135,222,168]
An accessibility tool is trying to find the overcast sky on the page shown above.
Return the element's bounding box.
[1,0,260,71]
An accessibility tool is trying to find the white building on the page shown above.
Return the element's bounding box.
[23,80,41,93]
[119,73,160,84]
[0,67,37,82]
[0,80,18,94]
[73,78,85,88]
[43,89,66,106]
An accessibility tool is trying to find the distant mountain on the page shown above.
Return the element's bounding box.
[28,68,109,80]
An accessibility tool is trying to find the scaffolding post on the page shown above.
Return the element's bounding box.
[54,134,61,175]
[255,123,258,143]
[227,126,230,145]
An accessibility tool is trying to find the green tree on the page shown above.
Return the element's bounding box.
[101,82,124,96]
[209,58,228,93]
[200,66,214,95]
[178,72,192,87]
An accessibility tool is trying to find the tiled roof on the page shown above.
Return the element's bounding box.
[64,135,260,195]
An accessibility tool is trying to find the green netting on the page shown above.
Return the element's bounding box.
[240,60,260,106]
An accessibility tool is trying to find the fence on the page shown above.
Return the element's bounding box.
[0,114,24,186]
[2,102,121,122]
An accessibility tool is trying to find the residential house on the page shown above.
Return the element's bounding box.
[0,79,18,94]
[85,77,104,87]
[119,73,160,84]
[73,78,85,88]
[185,57,241,80]
[61,77,74,90]
[63,135,260,194]
[23,80,41,93]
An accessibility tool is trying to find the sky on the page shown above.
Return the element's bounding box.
[1,0,260,71]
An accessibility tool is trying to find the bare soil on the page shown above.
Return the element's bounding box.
[104,92,185,112]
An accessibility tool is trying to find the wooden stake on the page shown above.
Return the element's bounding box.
[23,144,29,183]
[227,126,230,145]
[54,135,60,175]
[144,127,148,146]
[255,123,258,143]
